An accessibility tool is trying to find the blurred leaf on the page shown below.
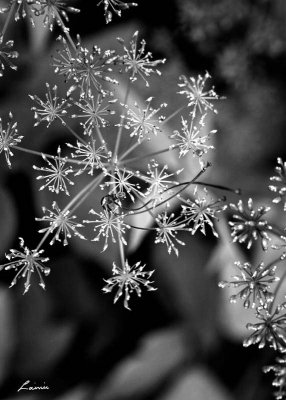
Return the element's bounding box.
[152,230,219,350]
[95,328,187,400]
[0,287,16,385]
[157,367,233,400]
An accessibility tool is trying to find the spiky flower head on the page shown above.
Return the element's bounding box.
[53,35,117,97]
[97,0,137,24]
[33,146,74,195]
[178,72,220,119]
[67,139,110,176]
[32,0,80,31]
[72,94,117,133]
[0,36,18,77]
[36,201,85,246]
[0,237,50,294]
[0,112,23,168]
[229,198,272,251]
[155,211,186,257]
[102,260,156,310]
[103,167,144,202]
[269,157,286,211]
[117,31,166,87]
[0,1,37,24]
[181,193,225,237]
[218,260,280,309]
[123,97,167,142]
[142,160,181,203]
[84,208,130,252]
[264,354,286,400]
[171,115,216,158]
[243,303,286,353]
[29,83,70,127]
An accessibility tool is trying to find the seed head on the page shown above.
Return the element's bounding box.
[102,260,156,310]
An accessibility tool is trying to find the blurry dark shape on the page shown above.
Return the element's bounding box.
[178,0,286,86]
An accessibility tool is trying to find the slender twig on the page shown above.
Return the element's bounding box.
[55,10,77,52]
[120,143,179,165]
[127,163,211,216]
[13,144,104,166]
[194,180,241,194]
[161,105,186,126]
[63,122,86,144]
[270,256,286,313]
[95,125,106,147]
[1,1,16,39]
[113,81,131,160]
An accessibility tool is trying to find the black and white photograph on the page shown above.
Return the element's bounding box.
[1,1,286,399]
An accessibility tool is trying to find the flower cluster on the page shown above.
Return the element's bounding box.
[0,36,18,77]
[264,355,286,400]
[0,2,228,312]
[0,112,23,168]
[36,201,85,246]
[0,238,50,294]
[53,35,118,98]
[116,31,166,87]
[243,303,286,353]
[97,0,138,24]
[178,72,220,118]
[229,198,272,251]
[219,159,286,398]
[269,157,286,211]
[219,260,279,309]
[102,260,156,310]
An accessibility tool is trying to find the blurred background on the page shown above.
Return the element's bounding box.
[1,0,286,399]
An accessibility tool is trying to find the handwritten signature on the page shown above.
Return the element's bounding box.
[18,380,49,392]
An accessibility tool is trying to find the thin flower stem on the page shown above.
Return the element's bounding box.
[132,191,157,220]
[118,138,145,162]
[1,1,16,39]
[161,105,186,126]
[129,223,186,231]
[129,225,156,231]
[270,256,286,313]
[69,173,106,214]
[55,10,77,52]
[63,122,86,144]
[62,172,105,214]
[112,181,126,268]
[13,145,91,166]
[113,81,131,160]
[117,105,188,164]
[119,143,179,165]
[95,125,106,147]
[269,226,286,239]
[128,162,211,216]
[118,230,126,268]
[35,172,105,251]
[192,180,241,194]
